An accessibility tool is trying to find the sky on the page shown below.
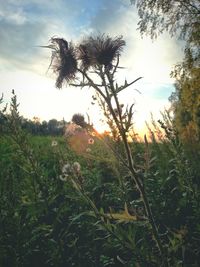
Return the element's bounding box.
[0,0,184,134]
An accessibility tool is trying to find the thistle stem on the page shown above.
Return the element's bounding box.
[80,67,168,267]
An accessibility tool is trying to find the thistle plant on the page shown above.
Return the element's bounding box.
[44,34,169,266]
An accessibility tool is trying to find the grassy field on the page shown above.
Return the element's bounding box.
[0,92,200,267]
[1,124,200,267]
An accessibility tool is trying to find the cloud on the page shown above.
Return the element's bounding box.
[0,9,27,25]
[88,0,184,84]
[0,0,184,132]
[0,20,47,65]
[0,0,93,72]
[0,1,27,25]
[0,1,49,71]
[0,0,183,79]
[89,0,129,31]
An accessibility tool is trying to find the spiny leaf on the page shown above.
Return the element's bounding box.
[104,202,137,222]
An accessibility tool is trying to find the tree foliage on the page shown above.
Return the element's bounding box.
[132,0,200,42]
[132,0,200,144]
[170,66,200,143]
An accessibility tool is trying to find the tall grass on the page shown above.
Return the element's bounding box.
[0,90,200,266]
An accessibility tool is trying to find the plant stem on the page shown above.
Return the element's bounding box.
[77,67,168,266]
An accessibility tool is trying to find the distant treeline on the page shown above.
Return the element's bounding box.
[0,115,67,136]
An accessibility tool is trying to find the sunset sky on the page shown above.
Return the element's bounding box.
[0,0,184,133]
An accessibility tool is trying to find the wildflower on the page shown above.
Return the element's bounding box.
[88,138,94,145]
[72,113,87,128]
[72,162,81,173]
[59,163,71,182]
[62,163,71,174]
[78,43,93,71]
[48,37,78,88]
[86,147,91,153]
[59,174,68,182]
[78,34,125,70]
[64,123,81,137]
[51,140,58,147]
[91,131,97,137]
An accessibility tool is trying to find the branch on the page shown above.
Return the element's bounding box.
[70,83,105,88]
[109,77,143,97]
[116,77,143,94]
[98,66,111,99]
[112,54,120,75]
[177,0,200,14]
[77,68,107,101]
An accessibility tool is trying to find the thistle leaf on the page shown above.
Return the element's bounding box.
[104,202,137,222]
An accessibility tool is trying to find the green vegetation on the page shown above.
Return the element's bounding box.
[0,114,66,136]
[0,31,200,266]
[1,2,200,261]
[0,1,199,265]
[132,0,200,146]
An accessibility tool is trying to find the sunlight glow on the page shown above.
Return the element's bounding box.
[0,0,184,136]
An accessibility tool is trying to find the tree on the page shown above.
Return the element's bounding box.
[131,0,200,43]
[131,0,200,72]
[48,119,59,135]
[132,0,200,143]
[170,66,200,143]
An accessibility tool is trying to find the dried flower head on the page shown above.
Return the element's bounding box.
[72,113,86,128]
[72,162,81,173]
[49,37,78,88]
[78,34,125,70]
[62,163,71,174]
[51,140,58,147]
[77,42,94,71]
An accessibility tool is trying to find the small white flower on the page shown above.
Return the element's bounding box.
[59,174,68,182]
[88,138,94,145]
[51,140,58,147]
[86,148,91,153]
[62,163,71,174]
[72,162,81,173]
[91,131,96,137]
